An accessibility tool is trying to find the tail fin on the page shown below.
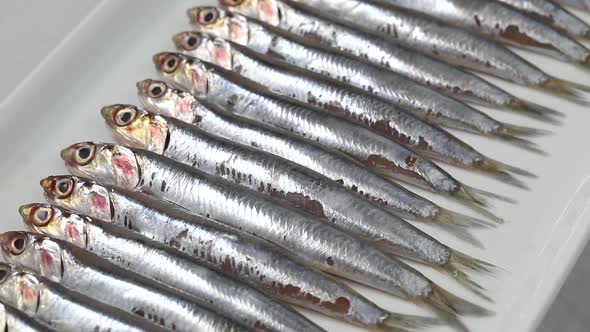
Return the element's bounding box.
[458,184,517,205]
[437,251,496,302]
[378,312,441,332]
[538,77,590,103]
[507,98,565,123]
[499,123,551,137]
[478,158,535,189]
[423,285,493,332]
[493,128,548,155]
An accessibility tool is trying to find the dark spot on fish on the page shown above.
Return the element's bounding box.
[326,257,334,266]
[132,308,145,317]
[160,181,166,192]
[500,25,554,50]
[269,190,326,218]
[405,156,417,166]
[474,15,481,27]
[254,320,269,331]
[227,94,239,106]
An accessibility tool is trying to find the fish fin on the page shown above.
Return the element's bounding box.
[459,185,517,205]
[542,76,590,95]
[378,312,441,332]
[438,264,492,302]
[477,158,535,189]
[436,208,496,229]
[493,130,548,155]
[429,285,494,317]
[498,123,551,137]
[507,98,565,122]
[447,188,509,224]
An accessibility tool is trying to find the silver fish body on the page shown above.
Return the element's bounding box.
[0,301,56,332]
[379,0,590,63]
[103,105,475,267]
[138,79,507,233]
[177,29,529,145]
[156,52,531,190]
[0,233,246,332]
[185,12,556,127]
[0,264,164,332]
[497,0,590,38]
[60,143,490,323]
[556,0,590,10]
[21,204,321,332]
[41,176,430,330]
[287,0,551,86]
[218,0,521,107]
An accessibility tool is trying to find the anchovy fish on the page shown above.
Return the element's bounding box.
[184,11,562,125]
[136,80,506,238]
[40,175,440,331]
[60,142,491,326]
[556,0,590,11]
[174,30,549,153]
[153,51,533,189]
[377,0,590,64]
[0,232,246,332]
[497,0,590,39]
[20,203,321,332]
[275,0,590,99]
[0,301,56,332]
[0,264,165,332]
[217,0,557,114]
[100,104,494,289]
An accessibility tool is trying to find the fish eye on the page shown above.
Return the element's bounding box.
[114,108,136,127]
[148,82,167,98]
[199,8,219,24]
[163,55,180,73]
[9,234,27,256]
[54,178,74,198]
[32,206,53,227]
[183,34,201,50]
[74,144,96,166]
[220,0,244,6]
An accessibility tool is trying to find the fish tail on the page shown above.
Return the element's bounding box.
[507,98,565,122]
[542,76,590,95]
[459,185,517,205]
[493,128,548,155]
[428,285,494,317]
[439,259,493,302]
[378,312,441,332]
[478,158,535,189]
[499,122,551,137]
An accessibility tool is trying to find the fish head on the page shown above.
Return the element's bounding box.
[60,142,141,190]
[101,104,169,155]
[40,175,113,221]
[153,52,210,98]
[19,203,87,248]
[219,0,280,27]
[136,79,203,124]
[173,31,235,71]
[186,7,250,45]
[0,232,63,282]
[0,264,41,315]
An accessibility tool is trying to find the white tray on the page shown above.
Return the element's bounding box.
[1,1,590,331]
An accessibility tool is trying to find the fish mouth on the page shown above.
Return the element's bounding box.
[172,32,187,49]
[187,7,201,23]
[18,203,36,223]
[152,52,168,71]
[136,79,153,96]
[39,176,56,197]
[100,104,126,128]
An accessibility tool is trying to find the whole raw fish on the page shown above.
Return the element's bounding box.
[20,203,322,332]
[40,175,440,331]
[101,104,494,290]
[184,10,561,123]
[0,264,166,332]
[153,51,534,188]
[377,0,590,64]
[175,28,551,143]
[136,79,506,238]
[270,0,588,99]
[60,142,491,328]
[216,0,560,113]
[0,232,247,332]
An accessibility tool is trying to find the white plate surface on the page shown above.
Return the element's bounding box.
[1,1,590,331]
